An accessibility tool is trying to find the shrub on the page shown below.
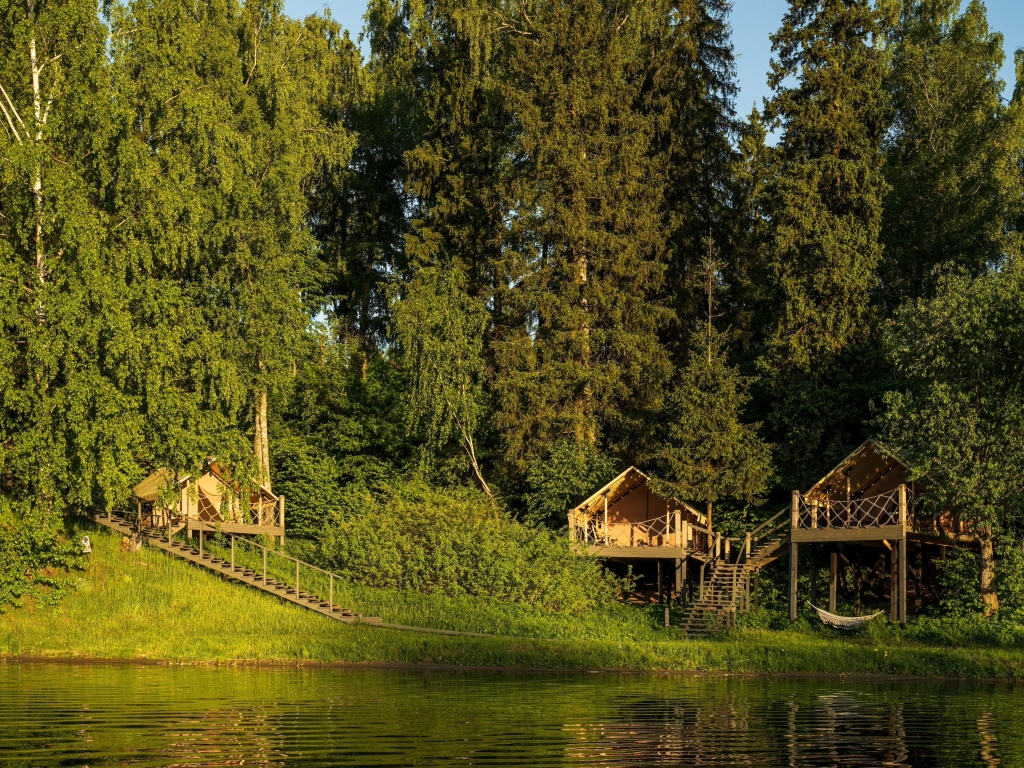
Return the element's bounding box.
[935,546,983,617]
[314,479,620,612]
[0,499,81,611]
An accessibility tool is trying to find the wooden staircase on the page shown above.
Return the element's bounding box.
[88,511,380,625]
[680,510,790,637]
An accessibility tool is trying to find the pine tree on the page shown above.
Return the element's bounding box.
[491,0,672,470]
[881,0,1024,308]
[651,0,742,357]
[759,0,890,488]
[661,245,772,529]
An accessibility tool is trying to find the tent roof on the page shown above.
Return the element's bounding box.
[572,466,704,522]
[132,459,276,503]
[132,468,189,502]
[804,438,909,499]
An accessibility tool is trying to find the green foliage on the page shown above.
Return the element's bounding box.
[996,537,1024,622]
[0,500,80,611]
[881,0,1024,306]
[758,0,890,488]
[491,0,673,469]
[392,266,493,495]
[935,547,984,618]
[522,440,616,529]
[662,324,772,509]
[314,479,620,611]
[879,262,1024,536]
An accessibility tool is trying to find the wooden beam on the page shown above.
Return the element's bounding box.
[676,557,685,606]
[890,545,898,621]
[790,525,908,543]
[789,541,798,622]
[582,545,689,559]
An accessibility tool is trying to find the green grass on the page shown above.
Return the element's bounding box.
[3,523,1024,679]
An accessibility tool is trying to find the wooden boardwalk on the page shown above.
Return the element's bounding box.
[89,510,378,625]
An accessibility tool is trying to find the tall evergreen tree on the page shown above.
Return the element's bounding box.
[660,246,772,529]
[491,0,672,471]
[651,0,742,356]
[881,0,1024,308]
[759,0,890,488]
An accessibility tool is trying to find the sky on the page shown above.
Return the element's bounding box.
[286,0,1024,109]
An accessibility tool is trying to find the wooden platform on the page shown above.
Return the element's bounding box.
[582,544,689,559]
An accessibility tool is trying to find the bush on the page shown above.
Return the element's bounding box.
[314,479,621,612]
[0,499,81,611]
[935,546,983,617]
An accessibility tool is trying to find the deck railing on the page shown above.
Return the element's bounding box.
[793,486,910,530]
[570,512,714,556]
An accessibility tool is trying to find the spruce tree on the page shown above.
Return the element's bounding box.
[651,0,742,357]
[759,0,889,488]
[881,0,1024,308]
[491,0,672,470]
[661,246,772,529]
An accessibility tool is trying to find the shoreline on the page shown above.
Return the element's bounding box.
[1,653,1018,684]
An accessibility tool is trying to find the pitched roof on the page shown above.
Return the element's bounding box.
[571,466,704,522]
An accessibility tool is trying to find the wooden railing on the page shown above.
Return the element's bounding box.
[793,486,910,530]
[570,512,715,557]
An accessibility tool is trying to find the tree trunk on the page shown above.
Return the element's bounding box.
[254,389,271,492]
[979,530,998,617]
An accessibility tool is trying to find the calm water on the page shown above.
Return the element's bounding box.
[0,664,1022,767]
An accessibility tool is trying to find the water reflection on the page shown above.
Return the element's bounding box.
[0,664,1021,767]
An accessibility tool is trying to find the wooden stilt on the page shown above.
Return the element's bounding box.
[890,545,898,621]
[657,561,663,603]
[675,558,685,606]
[789,542,798,622]
[829,551,838,613]
[899,537,908,626]
[809,543,817,606]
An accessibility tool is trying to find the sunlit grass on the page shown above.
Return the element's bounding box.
[3,523,1024,678]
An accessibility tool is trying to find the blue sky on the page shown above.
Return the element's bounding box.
[286,0,1023,109]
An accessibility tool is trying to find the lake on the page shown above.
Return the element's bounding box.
[0,663,1021,766]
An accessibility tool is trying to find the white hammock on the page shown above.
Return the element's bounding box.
[807,602,884,630]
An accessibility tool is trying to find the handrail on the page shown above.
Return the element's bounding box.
[749,507,788,541]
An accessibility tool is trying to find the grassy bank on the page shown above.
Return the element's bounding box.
[3,524,1024,679]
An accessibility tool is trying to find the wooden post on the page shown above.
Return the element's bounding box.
[898,484,907,527]
[789,542,798,622]
[745,532,752,558]
[263,548,268,582]
[603,493,609,546]
[674,509,681,547]
[679,557,687,607]
[898,537,908,626]
[682,520,690,551]
[675,558,684,604]
[279,495,286,547]
[699,561,706,600]
[725,539,731,559]
[829,551,838,613]
[657,561,663,603]
[230,536,235,571]
[809,544,817,607]
[329,573,334,613]
[890,546,898,621]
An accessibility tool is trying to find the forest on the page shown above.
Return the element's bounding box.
[1,0,1024,625]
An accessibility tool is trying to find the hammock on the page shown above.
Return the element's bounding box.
[807,602,884,630]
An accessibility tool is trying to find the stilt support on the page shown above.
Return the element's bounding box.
[789,541,798,622]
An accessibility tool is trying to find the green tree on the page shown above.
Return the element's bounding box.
[110,0,354,489]
[759,0,890,488]
[651,0,742,357]
[0,0,140,513]
[881,0,1024,308]
[879,262,1024,616]
[491,0,672,470]
[660,248,772,529]
[392,266,493,498]
[523,439,616,529]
